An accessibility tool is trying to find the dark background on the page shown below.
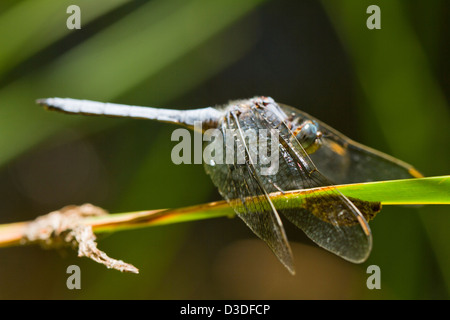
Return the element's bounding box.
[0,0,448,299]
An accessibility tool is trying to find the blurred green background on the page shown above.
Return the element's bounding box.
[0,0,448,299]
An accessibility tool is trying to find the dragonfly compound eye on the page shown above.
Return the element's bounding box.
[294,120,322,154]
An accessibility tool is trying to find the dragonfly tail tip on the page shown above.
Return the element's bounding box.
[36,98,48,106]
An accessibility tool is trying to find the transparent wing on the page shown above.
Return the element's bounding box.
[204,110,295,274]
[311,134,423,184]
[252,102,378,263]
[278,103,423,184]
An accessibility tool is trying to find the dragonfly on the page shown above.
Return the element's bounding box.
[37,96,422,274]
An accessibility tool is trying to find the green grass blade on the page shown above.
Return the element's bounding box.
[89,175,450,234]
[286,175,450,205]
[0,176,447,248]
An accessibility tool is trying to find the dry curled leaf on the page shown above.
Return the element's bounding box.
[22,204,139,274]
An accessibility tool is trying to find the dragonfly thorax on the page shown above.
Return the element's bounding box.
[219,96,323,156]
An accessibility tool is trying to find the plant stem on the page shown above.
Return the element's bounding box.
[0,176,448,249]
[0,200,233,249]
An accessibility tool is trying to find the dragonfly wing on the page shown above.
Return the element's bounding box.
[252,101,377,263]
[278,170,378,263]
[278,103,422,184]
[204,110,295,274]
[310,134,423,184]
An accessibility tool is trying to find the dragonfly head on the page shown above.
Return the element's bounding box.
[293,120,322,154]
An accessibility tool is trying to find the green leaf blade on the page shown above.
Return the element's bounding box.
[332,175,450,205]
